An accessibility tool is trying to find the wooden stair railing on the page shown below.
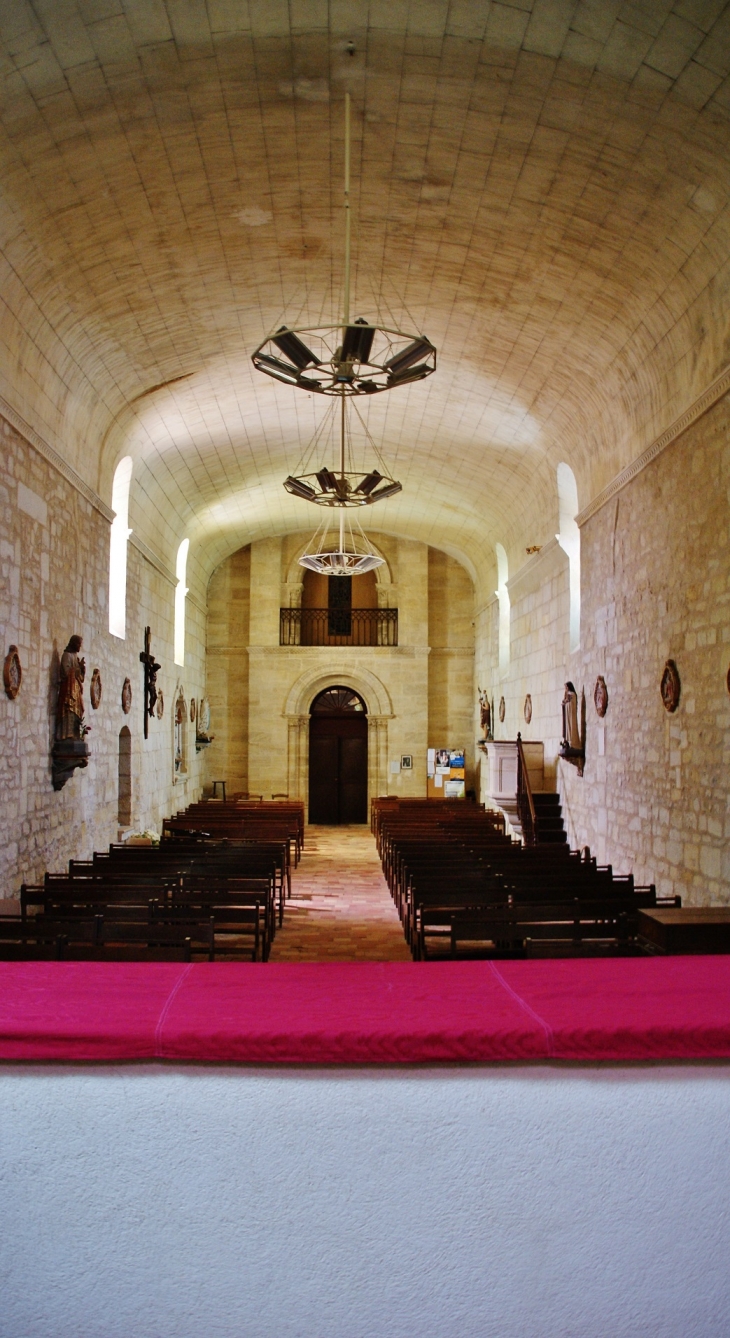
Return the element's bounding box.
[516,733,536,847]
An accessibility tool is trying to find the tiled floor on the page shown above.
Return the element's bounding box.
[269,825,411,962]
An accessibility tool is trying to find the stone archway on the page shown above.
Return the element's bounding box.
[283,665,393,808]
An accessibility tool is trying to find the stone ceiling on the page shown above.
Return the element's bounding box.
[1,0,729,595]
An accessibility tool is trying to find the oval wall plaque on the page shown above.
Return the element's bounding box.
[121,677,132,714]
[3,645,21,700]
[660,659,680,713]
[498,696,505,723]
[190,697,196,723]
[90,668,102,710]
[524,694,532,724]
[156,689,165,719]
[594,675,608,718]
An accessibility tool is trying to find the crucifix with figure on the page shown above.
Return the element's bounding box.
[139,625,161,739]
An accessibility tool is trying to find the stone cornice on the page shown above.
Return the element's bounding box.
[576,362,730,528]
[0,392,115,523]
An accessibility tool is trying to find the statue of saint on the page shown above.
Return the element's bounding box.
[560,680,581,752]
[56,635,87,742]
[478,687,492,739]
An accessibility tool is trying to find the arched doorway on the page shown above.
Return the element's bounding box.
[309,686,368,824]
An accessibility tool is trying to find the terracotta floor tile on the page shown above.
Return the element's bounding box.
[269,825,411,962]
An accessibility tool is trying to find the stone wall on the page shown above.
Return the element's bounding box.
[0,413,206,896]
[475,395,730,904]
[206,535,475,813]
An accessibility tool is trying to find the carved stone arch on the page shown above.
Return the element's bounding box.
[283,664,393,807]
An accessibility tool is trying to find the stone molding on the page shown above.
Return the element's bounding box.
[506,537,566,601]
[576,362,730,529]
[0,392,114,523]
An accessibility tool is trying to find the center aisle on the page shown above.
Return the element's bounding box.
[269,825,411,962]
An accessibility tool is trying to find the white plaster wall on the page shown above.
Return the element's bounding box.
[1,1064,729,1338]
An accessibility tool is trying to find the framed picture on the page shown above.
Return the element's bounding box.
[401,754,413,771]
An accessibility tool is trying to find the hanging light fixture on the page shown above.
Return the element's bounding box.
[252,91,437,576]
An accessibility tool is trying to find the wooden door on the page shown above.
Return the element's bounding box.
[309,715,368,824]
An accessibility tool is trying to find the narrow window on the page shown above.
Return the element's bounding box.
[174,538,189,667]
[495,543,510,676]
[109,457,133,639]
[118,726,132,826]
[556,463,581,652]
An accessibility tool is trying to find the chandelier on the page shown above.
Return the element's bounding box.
[252,92,437,575]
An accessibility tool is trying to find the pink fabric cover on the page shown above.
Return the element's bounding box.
[1,958,730,1063]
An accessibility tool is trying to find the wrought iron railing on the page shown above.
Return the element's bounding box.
[280,607,398,647]
[516,732,537,847]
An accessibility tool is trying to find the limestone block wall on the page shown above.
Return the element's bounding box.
[206,535,475,812]
[474,396,730,904]
[428,548,476,793]
[0,414,205,896]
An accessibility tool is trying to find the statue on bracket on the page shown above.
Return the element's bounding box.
[478,687,492,740]
[52,634,90,790]
[559,680,585,777]
[196,696,214,752]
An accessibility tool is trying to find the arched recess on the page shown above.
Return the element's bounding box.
[556,463,581,652]
[283,665,393,807]
[118,726,132,827]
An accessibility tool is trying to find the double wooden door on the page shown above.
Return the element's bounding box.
[309,714,368,824]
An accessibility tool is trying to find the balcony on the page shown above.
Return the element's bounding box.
[280,607,398,647]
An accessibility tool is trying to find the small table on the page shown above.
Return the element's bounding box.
[211,780,227,801]
[638,907,730,953]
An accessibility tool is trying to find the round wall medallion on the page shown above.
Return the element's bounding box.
[3,645,21,700]
[498,696,505,723]
[524,694,532,724]
[90,667,102,710]
[594,675,608,718]
[121,677,132,714]
[156,689,165,719]
[660,659,680,713]
[727,665,730,697]
[190,697,196,723]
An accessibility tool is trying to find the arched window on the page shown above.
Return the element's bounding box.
[109,457,133,639]
[174,538,189,667]
[556,463,581,652]
[118,726,132,826]
[495,543,510,676]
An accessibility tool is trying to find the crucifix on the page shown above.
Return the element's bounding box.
[139,625,161,739]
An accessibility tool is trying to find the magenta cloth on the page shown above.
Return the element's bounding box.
[1,958,730,1063]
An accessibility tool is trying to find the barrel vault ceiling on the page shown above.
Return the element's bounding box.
[1,0,730,593]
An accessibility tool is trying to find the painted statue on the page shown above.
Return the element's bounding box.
[52,634,90,789]
[478,687,492,740]
[56,635,86,742]
[561,681,580,752]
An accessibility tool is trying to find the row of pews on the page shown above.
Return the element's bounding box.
[372,797,680,960]
[0,799,305,963]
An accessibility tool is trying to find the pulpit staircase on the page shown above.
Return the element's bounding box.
[516,735,567,847]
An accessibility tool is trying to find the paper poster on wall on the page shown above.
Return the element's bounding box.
[449,750,465,768]
[427,748,436,777]
[434,773,443,787]
[444,778,465,798]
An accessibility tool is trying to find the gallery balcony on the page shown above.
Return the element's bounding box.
[279,607,398,647]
